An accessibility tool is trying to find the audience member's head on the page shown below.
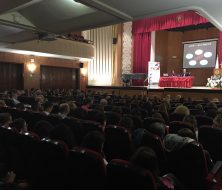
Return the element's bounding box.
[158,102,169,114]
[0,113,12,127]
[31,101,43,112]
[59,103,70,115]
[43,101,54,113]
[213,114,222,128]
[10,118,28,133]
[81,131,105,154]
[100,98,108,106]
[175,94,182,102]
[174,105,190,116]
[147,122,166,140]
[212,98,219,103]
[206,102,217,110]
[130,146,159,180]
[50,123,75,149]
[119,116,134,132]
[33,120,54,139]
[195,104,203,110]
[68,101,77,111]
[177,128,196,140]
[152,112,165,123]
[0,100,6,107]
[163,134,194,152]
[183,115,197,131]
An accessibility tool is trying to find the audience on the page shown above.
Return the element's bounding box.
[81,131,107,165]
[212,114,222,128]
[42,101,54,116]
[10,118,28,133]
[0,113,12,128]
[0,89,222,189]
[131,146,184,190]
[58,103,70,119]
[33,120,54,139]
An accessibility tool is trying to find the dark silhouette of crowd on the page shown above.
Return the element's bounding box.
[0,89,222,190]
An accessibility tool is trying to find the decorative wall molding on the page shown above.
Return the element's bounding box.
[122,22,132,74]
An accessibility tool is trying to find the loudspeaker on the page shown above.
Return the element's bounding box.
[113,37,118,44]
[80,62,84,68]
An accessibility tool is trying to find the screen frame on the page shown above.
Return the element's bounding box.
[182,38,218,69]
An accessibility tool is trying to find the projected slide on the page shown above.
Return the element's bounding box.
[183,40,217,68]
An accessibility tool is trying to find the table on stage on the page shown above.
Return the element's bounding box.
[158,76,194,88]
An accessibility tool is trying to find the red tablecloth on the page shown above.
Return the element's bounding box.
[158,76,194,88]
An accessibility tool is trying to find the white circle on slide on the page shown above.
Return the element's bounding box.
[186,54,193,59]
[195,49,203,55]
[204,52,212,58]
[200,59,208,65]
[189,60,197,66]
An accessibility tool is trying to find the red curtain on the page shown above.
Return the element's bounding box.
[132,32,151,85]
[133,10,208,34]
[132,10,210,86]
[218,32,222,68]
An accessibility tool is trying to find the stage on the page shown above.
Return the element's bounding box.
[86,85,222,101]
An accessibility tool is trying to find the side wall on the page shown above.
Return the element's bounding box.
[0,52,87,90]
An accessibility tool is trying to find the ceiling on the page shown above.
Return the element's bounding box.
[0,0,221,47]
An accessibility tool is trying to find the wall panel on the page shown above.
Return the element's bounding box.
[40,66,79,90]
[156,27,219,86]
[0,62,23,90]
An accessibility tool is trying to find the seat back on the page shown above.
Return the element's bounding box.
[144,117,165,128]
[104,125,132,161]
[195,115,213,128]
[166,142,208,190]
[104,111,121,125]
[169,121,195,134]
[66,147,106,190]
[140,131,168,175]
[199,126,222,161]
[30,138,68,190]
[169,113,185,122]
[106,159,157,190]
[124,114,143,129]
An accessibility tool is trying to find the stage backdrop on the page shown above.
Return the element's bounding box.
[148,61,160,84]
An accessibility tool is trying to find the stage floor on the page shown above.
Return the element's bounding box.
[87,84,222,100]
[141,84,217,90]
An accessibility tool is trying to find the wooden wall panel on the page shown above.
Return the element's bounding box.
[0,52,85,90]
[156,27,220,86]
[155,31,168,75]
[0,62,23,90]
[40,65,79,89]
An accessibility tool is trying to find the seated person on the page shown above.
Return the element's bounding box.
[181,69,190,77]
[171,70,176,76]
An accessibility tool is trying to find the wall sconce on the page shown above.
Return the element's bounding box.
[81,68,87,77]
[27,58,37,77]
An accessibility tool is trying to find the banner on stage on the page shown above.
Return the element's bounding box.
[148,61,160,84]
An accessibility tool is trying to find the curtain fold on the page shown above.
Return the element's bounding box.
[132,32,151,85]
[133,10,208,34]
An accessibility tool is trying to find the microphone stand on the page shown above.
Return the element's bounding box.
[147,74,152,96]
[143,76,148,97]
